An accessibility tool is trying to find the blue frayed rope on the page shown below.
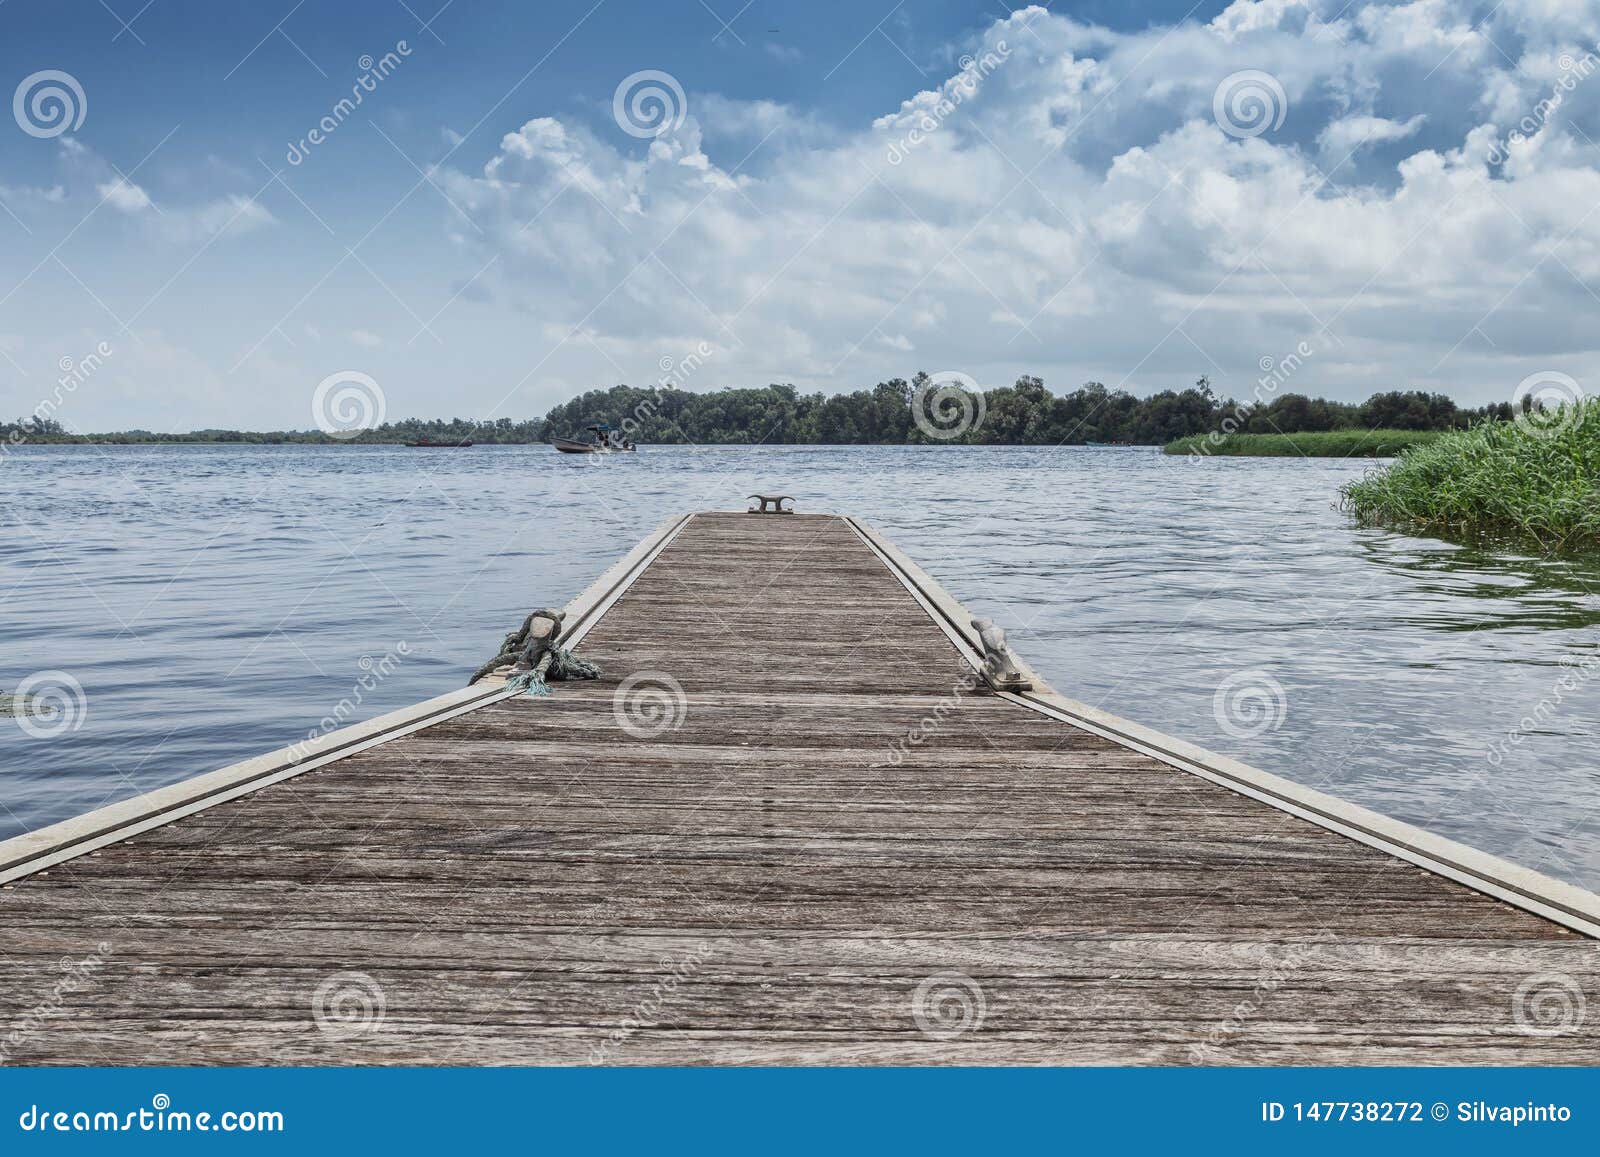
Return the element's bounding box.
[504,648,602,697]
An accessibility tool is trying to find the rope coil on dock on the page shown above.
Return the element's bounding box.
[468,608,602,695]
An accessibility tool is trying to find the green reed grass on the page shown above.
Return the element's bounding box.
[1339,403,1600,552]
[1161,429,1443,457]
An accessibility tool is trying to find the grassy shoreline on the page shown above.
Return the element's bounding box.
[1161,429,1443,457]
[1341,405,1600,553]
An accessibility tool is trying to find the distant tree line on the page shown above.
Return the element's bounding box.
[3,375,1515,446]
[0,415,545,445]
[535,376,1511,444]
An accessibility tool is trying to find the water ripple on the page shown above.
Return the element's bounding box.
[1,442,1597,889]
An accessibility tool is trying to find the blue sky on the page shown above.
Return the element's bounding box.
[2,0,1598,430]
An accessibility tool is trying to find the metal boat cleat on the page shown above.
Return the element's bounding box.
[747,494,795,514]
[971,617,1032,692]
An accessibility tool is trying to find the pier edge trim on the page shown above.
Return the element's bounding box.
[844,514,1600,941]
[0,512,696,886]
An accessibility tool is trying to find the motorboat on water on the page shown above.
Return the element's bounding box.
[553,424,636,453]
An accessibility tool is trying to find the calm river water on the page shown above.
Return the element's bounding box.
[2,444,1597,889]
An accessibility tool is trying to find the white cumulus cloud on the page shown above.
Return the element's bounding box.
[97,177,153,213]
[1317,113,1427,155]
[427,0,1600,406]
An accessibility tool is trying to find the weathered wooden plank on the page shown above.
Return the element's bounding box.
[0,510,1595,1066]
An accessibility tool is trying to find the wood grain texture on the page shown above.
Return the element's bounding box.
[1,511,1595,1066]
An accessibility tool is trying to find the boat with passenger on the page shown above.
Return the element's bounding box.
[553,424,635,453]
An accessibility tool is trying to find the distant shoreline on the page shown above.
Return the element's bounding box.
[1161,430,1443,458]
[6,380,1507,450]
[6,438,1170,448]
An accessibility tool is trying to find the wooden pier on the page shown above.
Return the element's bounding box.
[2,511,1597,1064]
